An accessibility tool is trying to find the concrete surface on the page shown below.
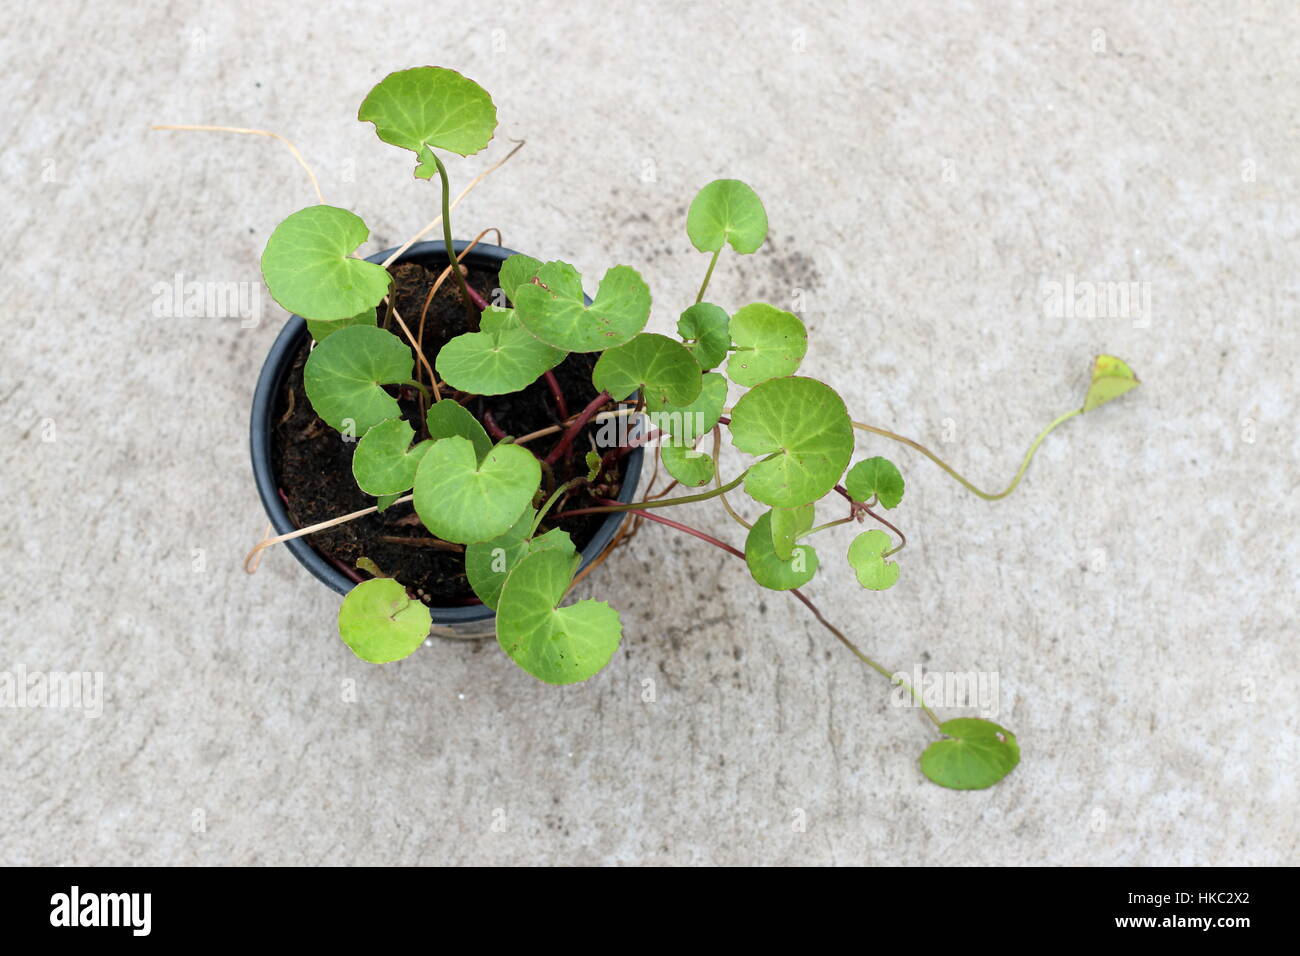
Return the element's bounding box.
[2,1,1296,865]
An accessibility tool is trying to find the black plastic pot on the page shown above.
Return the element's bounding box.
[250,239,643,639]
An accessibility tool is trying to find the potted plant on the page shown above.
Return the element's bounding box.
[162,66,1140,790]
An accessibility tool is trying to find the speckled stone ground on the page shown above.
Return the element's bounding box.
[2,0,1296,865]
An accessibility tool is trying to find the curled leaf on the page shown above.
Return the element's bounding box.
[661,443,715,487]
[425,399,492,461]
[677,302,731,371]
[744,511,819,590]
[1083,354,1141,413]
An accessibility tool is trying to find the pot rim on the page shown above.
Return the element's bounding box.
[249,239,644,624]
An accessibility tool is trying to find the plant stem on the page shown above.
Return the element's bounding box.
[532,479,580,535]
[799,516,855,539]
[542,370,570,421]
[862,503,907,556]
[695,248,721,304]
[610,501,941,730]
[543,391,612,467]
[555,470,747,518]
[852,408,1082,501]
[429,151,478,323]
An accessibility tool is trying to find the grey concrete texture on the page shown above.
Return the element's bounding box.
[2,0,1296,865]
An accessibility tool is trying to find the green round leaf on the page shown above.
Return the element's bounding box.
[844,456,905,509]
[261,205,392,321]
[661,443,715,487]
[303,325,414,436]
[744,511,819,590]
[436,306,564,396]
[425,399,491,461]
[847,529,900,591]
[412,436,540,544]
[497,547,623,685]
[687,179,768,254]
[307,306,377,343]
[357,66,497,157]
[920,718,1021,790]
[1083,353,1141,413]
[351,418,431,496]
[498,254,542,302]
[770,503,814,561]
[337,577,431,663]
[677,302,731,371]
[728,376,854,507]
[515,261,650,353]
[465,511,577,611]
[646,371,727,442]
[593,333,702,407]
[726,302,807,387]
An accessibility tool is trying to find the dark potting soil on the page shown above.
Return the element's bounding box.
[270,258,625,607]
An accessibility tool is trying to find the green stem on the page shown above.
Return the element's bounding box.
[695,248,721,304]
[853,408,1082,501]
[798,516,855,539]
[531,479,580,536]
[555,469,748,518]
[402,378,431,402]
[430,151,477,323]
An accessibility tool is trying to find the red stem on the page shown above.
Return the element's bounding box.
[543,370,570,421]
[462,274,489,312]
[596,499,744,558]
[544,391,611,467]
[482,410,507,441]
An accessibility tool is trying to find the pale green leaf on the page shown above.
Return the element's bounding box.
[435,306,564,396]
[744,511,819,590]
[351,418,431,496]
[920,718,1021,790]
[303,325,414,436]
[661,443,715,487]
[646,371,727,442]
[687,179,768,254]
[261,205,392,321]
[592,333,702,407]
[497,547,622,684]
[1083,353,1141,413]
[728,376,854,507]
[412,436,540,544]
[770,503,814,561]
[498,254,542,302]
[847,529,899,591]
[357,66,497,157]
[464,509,570,611]
[514,261,650,353]
[726,302,807,387]
[337,577,431,663]
[844,456,905,509]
